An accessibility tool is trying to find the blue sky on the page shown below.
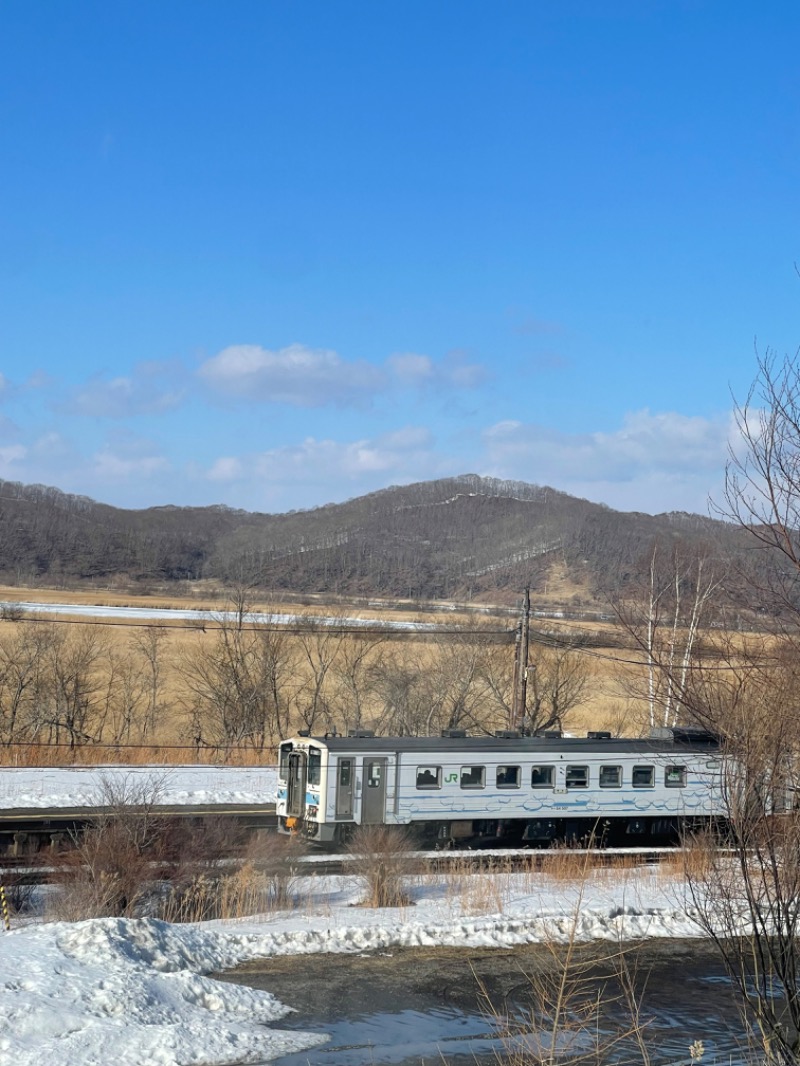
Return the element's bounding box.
[1,1,798,516]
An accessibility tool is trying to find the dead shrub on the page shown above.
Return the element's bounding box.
[479,871,657,1066]
[242,829,307,907]
[346,823,418,908]
[159,830,308,922]
[46,773,248,922]
[482,939,656,1066]
[48,775,172,920]
[49,817,160,920]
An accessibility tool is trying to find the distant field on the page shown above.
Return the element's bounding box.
[0,585,651,765]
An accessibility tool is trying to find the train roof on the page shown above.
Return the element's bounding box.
[286,727,721,756]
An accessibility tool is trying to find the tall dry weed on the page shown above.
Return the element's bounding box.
[539,843,597,885]
[479,869,657,1066]
[346,823,419,908]
[160,863,282,923]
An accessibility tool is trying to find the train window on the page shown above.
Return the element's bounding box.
[367,761,382,788]
[632,765,655,788]
[566,765,589,788]
[497,765,521,789]
[460,766,485,789]
[339,762,351,787]
[599,765,622,788]
[416,766,441,789]
[531,765,554,788]
[665,765,687,788]
[308,749,322,786]
[279,743,292,780]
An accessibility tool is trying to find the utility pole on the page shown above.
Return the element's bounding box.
[519,586,531,732]
[511,624,521,730]
[510,586,531,731]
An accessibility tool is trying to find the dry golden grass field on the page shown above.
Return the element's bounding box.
[0,583,655,766]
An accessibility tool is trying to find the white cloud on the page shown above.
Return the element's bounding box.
[198,343,488,408]
[481,409,733,513]
[439,349,487,388]
[24,370,52,390]
[201,427,441,501]
[91,450,170,481]
[484,410,729,477]
[255,428,436,482]
[207,457,244,482]
[386,352,434,385]
[387,349,486,390]
[0,445,26,473]
[193,409,734,516]
[64,362,187,418]
[86,429,171,485]
[31,432,69,457]
[198,344,384,408]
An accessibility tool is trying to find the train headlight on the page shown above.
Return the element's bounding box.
[307,805,319,818]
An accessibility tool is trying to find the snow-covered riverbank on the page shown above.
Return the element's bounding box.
[0,866,704,1065]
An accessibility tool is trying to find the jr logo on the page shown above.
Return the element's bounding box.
[445,773,458,783]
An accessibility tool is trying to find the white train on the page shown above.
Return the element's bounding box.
[276,727,728,846]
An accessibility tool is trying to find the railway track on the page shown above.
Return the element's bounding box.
[295,845,685,877]
[0,804,278,857]
[0,844,688,888]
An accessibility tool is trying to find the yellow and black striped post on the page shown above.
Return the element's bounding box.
[0,886,10,931]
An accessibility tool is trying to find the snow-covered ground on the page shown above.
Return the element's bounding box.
[0,865,705,1066]
[2,601,448,632]
[0,765,278,811]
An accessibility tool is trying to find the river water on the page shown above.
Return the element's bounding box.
[217,940,757,1066]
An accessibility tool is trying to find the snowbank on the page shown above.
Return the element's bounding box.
[0,765,278,811]
[0,867,703,1066]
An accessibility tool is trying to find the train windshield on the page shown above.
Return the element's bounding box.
[278,742,292,780]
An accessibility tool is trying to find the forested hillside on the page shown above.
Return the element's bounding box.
[0,474,763,608]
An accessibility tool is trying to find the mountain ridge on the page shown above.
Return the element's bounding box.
[0,474,754,608]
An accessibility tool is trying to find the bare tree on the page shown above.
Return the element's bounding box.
[524,641,594,734]
[103,641,153,747]
[32,624,110,748]
[291,617,346,733]
[422,636,492,735]
[476,639,592,735]
[371,655,431,736]
[723,349,800,600]
[131,626,168,740]
[178,594,293,751]
[612,541,722,730]
[682,670,800,1065]
[0,623,48,745]
[642,350,800,1063]
[326,632,386,735]
[367,629,591,738]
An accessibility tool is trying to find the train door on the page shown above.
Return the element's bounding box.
[361,757,387,824]
[336,757,354,819]
[286,751,307,817]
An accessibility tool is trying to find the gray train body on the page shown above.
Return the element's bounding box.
[276,727,728,846]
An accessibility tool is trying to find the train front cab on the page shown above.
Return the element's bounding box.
[278,739,392,843]
[278,740,330,841]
